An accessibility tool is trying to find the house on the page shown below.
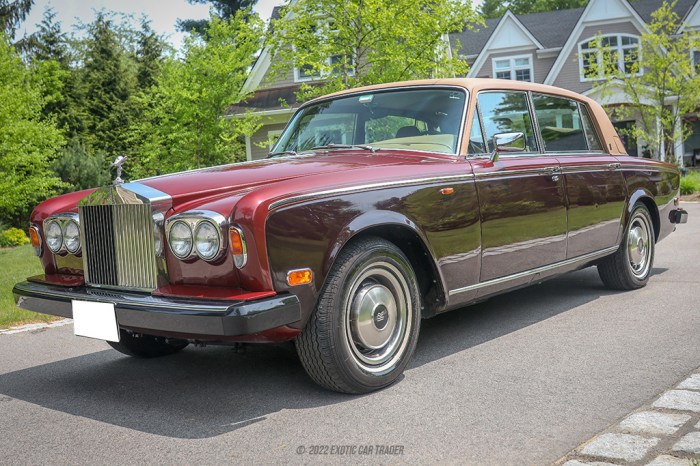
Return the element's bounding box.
[230,0,700,163]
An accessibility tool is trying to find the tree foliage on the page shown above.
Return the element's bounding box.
[269,0,482,100]
[480,0,588,19]
[0,34,66,226]
[134,12,263,176]
[593,1,700,162]
[0,0,32,38]
[177,0,258,35]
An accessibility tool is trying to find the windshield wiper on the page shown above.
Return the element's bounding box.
[267,150,299,158]
[310,143,379,153]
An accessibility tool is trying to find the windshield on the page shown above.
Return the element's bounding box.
[272,88,468,155]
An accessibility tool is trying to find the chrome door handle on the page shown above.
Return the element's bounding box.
[541,166,561,174]
[608,162,621,170]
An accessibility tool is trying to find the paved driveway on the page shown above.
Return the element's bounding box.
[0,203,698,465]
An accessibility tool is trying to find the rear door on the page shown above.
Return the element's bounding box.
[530,93,626,258]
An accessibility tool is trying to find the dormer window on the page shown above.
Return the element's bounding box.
[492,55,533,82]
[579,34,641,81]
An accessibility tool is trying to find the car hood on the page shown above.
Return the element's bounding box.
[137,152,416,206]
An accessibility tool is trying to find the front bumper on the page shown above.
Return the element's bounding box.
[13,280,301,339]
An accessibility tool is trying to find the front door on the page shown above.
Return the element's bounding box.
[471,91,568,284]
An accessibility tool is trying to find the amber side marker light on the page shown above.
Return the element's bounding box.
[287,268,313,286]
[228,226,247,268]
[29,225,42,256]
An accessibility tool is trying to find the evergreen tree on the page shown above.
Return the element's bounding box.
[135,20,164,91]
[0,0,32,39]
[177,0,257,35]
[81,13,135,160]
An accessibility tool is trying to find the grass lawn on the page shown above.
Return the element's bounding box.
[0,245,55,329]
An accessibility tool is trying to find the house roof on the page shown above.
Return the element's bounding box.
[452,0,697,57]
[226,84,302,115]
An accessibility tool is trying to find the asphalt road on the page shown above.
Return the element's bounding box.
[1,203,698,465]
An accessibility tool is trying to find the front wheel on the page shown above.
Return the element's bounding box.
[107,331,188,358]
[296,237,421,394]
[598,203,655,290]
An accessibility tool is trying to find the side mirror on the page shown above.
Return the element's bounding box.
[491,132,525,162]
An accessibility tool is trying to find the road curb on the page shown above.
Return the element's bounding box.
[556,367,700,466]
[0,319,72,335]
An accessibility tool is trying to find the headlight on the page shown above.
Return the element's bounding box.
[194,221,220,260]
[45,220,63,253]
[63,220,81,254]
[169,221,193,259]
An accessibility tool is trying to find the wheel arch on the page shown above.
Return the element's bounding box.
[323,211,447,318]
[628,189,660,242]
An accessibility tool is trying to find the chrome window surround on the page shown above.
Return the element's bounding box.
[272,85,470,157]
[42,213,81,256]
[165,210,228,262]
[229,225,248,269]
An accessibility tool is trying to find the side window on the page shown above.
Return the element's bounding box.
[468,109,486,155]
[532,94,587,152]
[580,104,603,151]
[478,92,537,153]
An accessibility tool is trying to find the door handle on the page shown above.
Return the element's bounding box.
[607,162,621,170]
[540,166,561,175]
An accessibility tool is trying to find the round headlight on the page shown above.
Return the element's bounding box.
[169,221,193,258]
[194,221,220,260]
[45,220,63,253]
[63,220,80,254]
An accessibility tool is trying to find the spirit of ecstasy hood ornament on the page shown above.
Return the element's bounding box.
[111,155,127,185]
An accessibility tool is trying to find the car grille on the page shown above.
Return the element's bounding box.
[80,204,158,291]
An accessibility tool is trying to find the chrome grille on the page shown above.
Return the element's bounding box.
[80,204,158,290]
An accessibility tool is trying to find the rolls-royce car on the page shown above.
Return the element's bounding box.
[14,79,688,394]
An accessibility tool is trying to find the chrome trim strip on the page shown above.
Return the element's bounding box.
[268,173,476,211]
[448,246,618,296]
[559,164,619,173]
[120,182,171,204]
[620,164,679,174]
[474,168,545,179]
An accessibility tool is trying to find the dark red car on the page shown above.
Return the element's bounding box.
[14,79,688,393]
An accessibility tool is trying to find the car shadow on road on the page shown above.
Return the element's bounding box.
[0,266,668,439]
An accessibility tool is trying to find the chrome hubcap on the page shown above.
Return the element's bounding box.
[627,214,651,278]
[345,262,411,371]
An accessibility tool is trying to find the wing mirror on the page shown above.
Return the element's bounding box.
[491,132,525,162]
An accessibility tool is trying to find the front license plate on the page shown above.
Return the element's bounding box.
[72,300,120,342]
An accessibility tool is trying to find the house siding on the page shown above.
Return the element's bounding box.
[552,21,643,93]
[250,122,288,160]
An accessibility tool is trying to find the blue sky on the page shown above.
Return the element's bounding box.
[20,0,283,49]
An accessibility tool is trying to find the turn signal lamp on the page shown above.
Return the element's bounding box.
[229,226,247,268]
[29,225,42,256]
[287,268,313,286]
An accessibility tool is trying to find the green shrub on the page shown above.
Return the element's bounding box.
[681,172,700,195]
[0,228,30,247]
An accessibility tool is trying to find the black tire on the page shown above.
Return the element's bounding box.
[296,236,421,394]
[107,330,188,358]
[598,203,655,290]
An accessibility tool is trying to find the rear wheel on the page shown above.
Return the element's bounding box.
[107,331,188,358]
[598,203,655,290]
[296,237,421,394]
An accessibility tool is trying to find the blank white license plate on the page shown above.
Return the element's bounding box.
[72,300,120,342]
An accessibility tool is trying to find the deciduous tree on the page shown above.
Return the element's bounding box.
[0,34,65,226]
[268,0,482,100]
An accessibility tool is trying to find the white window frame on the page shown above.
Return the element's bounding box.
[491,54,534,82]
[294,54,356,83]
[578,34,642,82]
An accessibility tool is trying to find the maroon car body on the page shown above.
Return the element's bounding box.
[14,79,687,393]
